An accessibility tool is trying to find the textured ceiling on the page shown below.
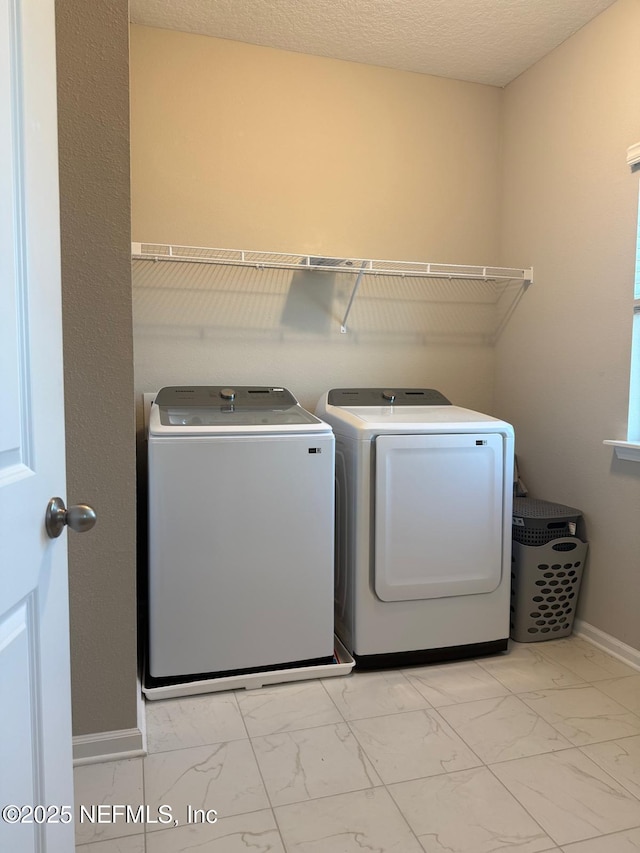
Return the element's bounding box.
[129,0,617,87]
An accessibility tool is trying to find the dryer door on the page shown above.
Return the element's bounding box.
[374,432,504,601]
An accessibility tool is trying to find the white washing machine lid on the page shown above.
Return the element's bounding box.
[316,388,513,439]
[149,386,332,436]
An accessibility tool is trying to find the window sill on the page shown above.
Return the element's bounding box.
[603,440,640,462]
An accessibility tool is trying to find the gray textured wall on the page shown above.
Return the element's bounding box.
[55,0,138,735]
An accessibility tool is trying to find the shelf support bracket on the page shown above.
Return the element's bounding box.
[340,262,368,333]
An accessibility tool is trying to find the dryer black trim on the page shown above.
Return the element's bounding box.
[352,638,508,670]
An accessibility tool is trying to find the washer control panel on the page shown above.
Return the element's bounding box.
[155,386,297,409]
[152,386,322,426]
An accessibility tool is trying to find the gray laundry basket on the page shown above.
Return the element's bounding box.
[512,497,582,546]
[510,538,588,641]
[510,498,587,642]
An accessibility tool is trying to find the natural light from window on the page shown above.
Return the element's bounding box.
[627,181,640,442]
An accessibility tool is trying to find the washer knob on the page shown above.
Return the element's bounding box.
[220,388,236,400]
[382,390,396,403]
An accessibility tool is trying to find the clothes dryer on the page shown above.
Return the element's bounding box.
[316,388,514,666]
[147,386,335,685]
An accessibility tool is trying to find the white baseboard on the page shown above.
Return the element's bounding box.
[574,619,640,672]
[137,672,148,755]
[73,728,145,766]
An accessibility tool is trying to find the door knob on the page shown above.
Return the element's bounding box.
[45,497,97,539]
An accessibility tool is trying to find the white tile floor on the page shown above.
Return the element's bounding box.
[74,636,640,852]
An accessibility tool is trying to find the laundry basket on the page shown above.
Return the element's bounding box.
[510,498,587,642]
[512,497,582,546]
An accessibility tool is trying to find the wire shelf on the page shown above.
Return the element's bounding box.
[133,242,532,281]
[131,242,533,333]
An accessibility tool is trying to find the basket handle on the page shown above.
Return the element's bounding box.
[551,539,578,551]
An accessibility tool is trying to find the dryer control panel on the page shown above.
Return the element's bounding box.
[327,388,451,406]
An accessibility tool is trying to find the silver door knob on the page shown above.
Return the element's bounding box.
[45,497,97,539]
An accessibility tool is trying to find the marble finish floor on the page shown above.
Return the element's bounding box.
[74,636,640,852]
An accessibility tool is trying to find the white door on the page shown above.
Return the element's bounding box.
[0,0,75,851]
[374,433,504,601]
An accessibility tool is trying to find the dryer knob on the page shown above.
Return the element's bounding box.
[220,388,236,400]
[382,390,396,402]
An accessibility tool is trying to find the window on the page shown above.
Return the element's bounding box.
[627,179,640,441]
[604,145,640,459]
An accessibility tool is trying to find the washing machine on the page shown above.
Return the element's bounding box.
[147,385,335,685]
[316,388,514,666]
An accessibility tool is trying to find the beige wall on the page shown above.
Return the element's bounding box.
[131,27,501,262]
[496,0,640,647]
[56,0,138,735]
[130,26,504,414]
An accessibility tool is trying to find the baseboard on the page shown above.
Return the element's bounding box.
[73,728,145,766]
[574,619,640,672]
[137,672,148,755]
